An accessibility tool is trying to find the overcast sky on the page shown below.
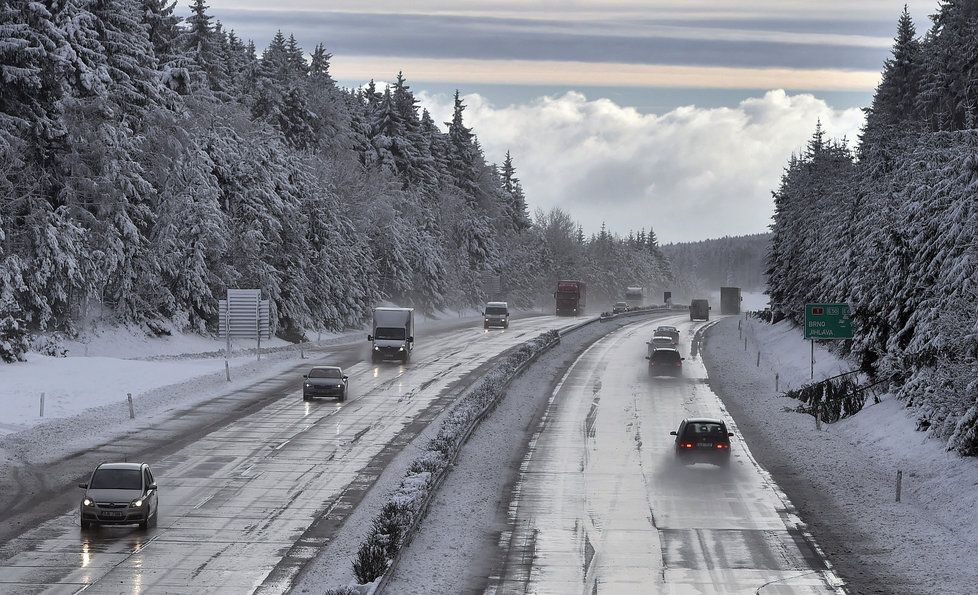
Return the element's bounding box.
[204,0,939,242]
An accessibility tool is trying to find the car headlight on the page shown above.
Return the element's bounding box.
[132,499,143,508]
[485,318,490,322]
[83,498,93,507]
[373,346,380,351]
[398,347,404,351]
[304,382,312,388]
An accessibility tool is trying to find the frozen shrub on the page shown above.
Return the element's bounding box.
[352,534,389,584]
[32,334,68,357]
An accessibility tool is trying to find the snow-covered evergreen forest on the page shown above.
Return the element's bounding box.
[766,3,978,455]
[661,234,769,301]
[0,0,671,351]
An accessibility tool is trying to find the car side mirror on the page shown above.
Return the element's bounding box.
[302,374,307,378]
[367,334,373,342]
[78,483,88,489]
[728,432,734,437]
[681,357,686,361]
[669,431,677,436]
[407,336,414,343]
[148,482,158,491]
[343,376,349,381]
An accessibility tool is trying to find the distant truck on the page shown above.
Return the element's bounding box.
[624,287,644,309]
[689,299,711,321]
[368,307,414,363]
[554,280,586,316]
[720,287,742,315]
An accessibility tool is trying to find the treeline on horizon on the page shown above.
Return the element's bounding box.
[0,0,672,348]
[766,3,978,455]
[661,233,770,302]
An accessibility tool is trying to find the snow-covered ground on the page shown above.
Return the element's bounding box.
[704,316,978,595]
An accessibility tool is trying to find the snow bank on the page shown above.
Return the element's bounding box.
[705,316,978,594]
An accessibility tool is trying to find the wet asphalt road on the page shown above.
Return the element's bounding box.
[0,316,575,594]
[487,316,846,594]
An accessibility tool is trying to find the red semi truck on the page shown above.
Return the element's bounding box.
[554,280,586,316]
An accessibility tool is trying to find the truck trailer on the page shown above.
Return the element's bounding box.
[720,287,742,315]
[624,287,644,309]
[368,307,415,363]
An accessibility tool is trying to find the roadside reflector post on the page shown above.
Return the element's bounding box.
[775,373,780,392]
[127,393,134,419]
[39,392,45,417]
[744,337,747,351]
[756,351,761,367]
[225,360,231,382]
[810,340,815,380]
[896,470,903,502]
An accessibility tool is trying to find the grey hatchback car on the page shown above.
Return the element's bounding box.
[79,462,159,530]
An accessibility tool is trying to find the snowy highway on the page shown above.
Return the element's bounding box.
[486,316,845,594]
[0,315,579,593]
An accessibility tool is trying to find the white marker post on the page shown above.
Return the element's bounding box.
[127,393,134,419]
[39,392,45,417]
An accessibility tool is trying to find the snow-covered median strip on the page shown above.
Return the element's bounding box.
[325,329,561,594]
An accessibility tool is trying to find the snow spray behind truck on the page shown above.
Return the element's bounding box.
[368,307,414,363]
[554,280,586,316]
[720,287,742,315]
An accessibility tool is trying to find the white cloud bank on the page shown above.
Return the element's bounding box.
[419,89,866,243]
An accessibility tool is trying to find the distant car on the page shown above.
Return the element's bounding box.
[671,418,733,465]
[648,336,675,351]
[647,347,684,376]
[79,462,159,530]
[303,366,349,401]
[654,325,680,344]
[484,301,510,329]
[612,302,628,314]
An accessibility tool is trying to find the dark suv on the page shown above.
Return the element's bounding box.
[79,462,159,530]
[671,418,733,465]
[648,348,684,376]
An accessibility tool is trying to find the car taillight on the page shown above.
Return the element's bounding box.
[675,361,682,367]
[682,442,694,449]
[715,443,728,449]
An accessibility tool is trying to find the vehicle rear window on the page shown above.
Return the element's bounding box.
[486,307,508,315]
[90,469,142,490]
[309,368,342,378]
[651,350,680,363]
[682,423,726,439]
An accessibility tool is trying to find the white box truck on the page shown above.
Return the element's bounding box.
[368,307,415,363]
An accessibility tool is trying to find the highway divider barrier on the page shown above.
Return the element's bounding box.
[326,307,673,594]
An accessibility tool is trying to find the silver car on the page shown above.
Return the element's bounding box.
[79,462,159,530]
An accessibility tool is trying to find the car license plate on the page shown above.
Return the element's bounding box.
[698,442,711,448]
[102,511,124,518]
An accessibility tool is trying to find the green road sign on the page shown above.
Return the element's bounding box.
[804,303,853,340]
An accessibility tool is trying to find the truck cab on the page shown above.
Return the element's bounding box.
[483,302,510,329]
[368,307,415,363]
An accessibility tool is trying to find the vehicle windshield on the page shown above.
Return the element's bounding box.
[683,423,727,439]
[90,468,142,490]
[375,327,406,340]
[615,302,626,307]
[309,368,342,378]
[486,307,508,315]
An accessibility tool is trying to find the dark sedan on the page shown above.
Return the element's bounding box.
[303,366,349,402]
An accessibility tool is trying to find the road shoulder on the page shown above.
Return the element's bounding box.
[702,315,978,595]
